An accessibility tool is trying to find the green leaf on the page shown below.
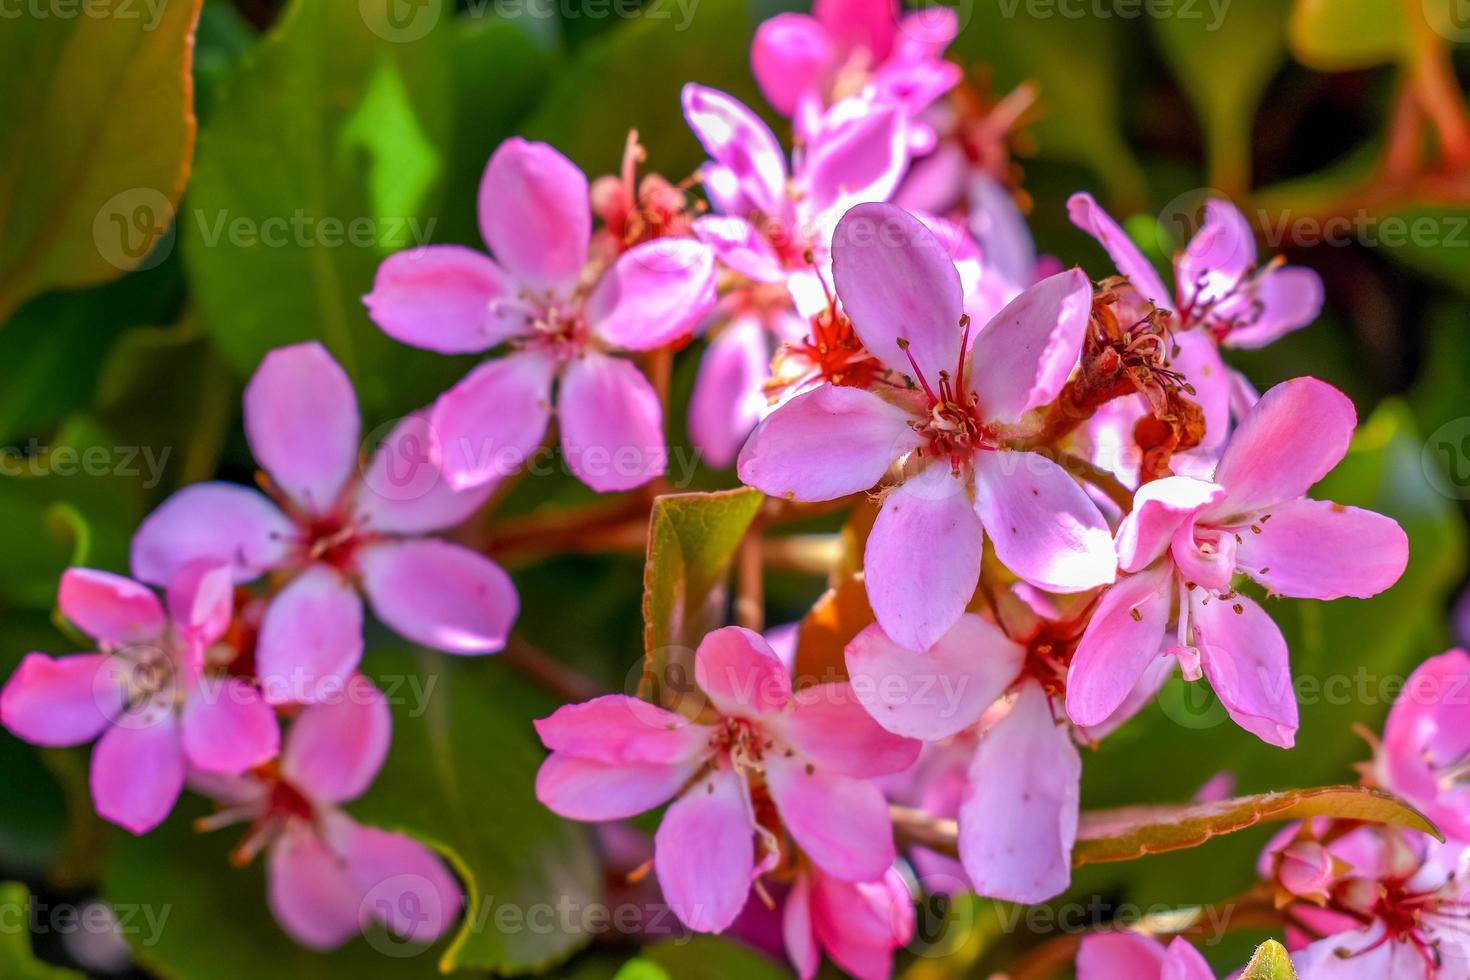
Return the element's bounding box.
[639,937,789,980]
[184,0,460,417]
[353,650,603,974]
[0,883,82,979]
[1241,939,1298,980]
[612,960,672,980]
[1288,0,1411,71]
[1073,785,1440,866]
[641,488,764,707]
[1151,0,1289,194]
[0,0,201,320]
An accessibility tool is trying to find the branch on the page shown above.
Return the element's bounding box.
[500,636,605,703]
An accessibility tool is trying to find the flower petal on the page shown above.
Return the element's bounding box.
[267,821,363,951]
[1115,476,1223,573]
[430,350,556,492]
[165,560,235,648]
[814,0,896,60]
[1067,564,1173,727]
[1066,192,1170,307]
[1192,591,1297,748]
[973,451,1116,593]
[681,84,788,220]
[363,245,521,354]
[536,752,699,821]
[967,268,1091,424]
[255,567,363,706]
[57,568,164,647]
[358,539,517,655]
[692,215,786,283]
[689,317,771,470]
[1176,199,1257,310]
[832,202,964,379]
[844,613,1024,740]
[801,100,909,219]
[90,716,184,834]
[655,766,755,932]
[1,653,117,747]
[244,342,360,515]
[766,750,895,882]
[958,681,1079,903]
[1076,932,1167,980]
[695,626,793,719]
[534,694,714,765]
[342,818,463,946]
[782,875,821,980]
[737,384,919,501]
[588,240,717,351]
[769,681,922,777]
[751,13,835,117]
[1204,377,1356,521]
[1236,497,1407,600]
[478,138,590,294]
[281,673,390,804]
[1222,265,1324,349]
[354,412,494,535]
[131,483,294,585]
[1169,328,1232,451]
[558,352,666,492]
[181,676,279,774]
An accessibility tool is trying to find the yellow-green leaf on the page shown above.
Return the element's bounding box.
[1241,939,1299,980]
[0,883,82,979]
[1288,0,1411,71]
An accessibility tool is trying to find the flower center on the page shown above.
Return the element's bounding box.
[301,511,367,573]
[896,322,995,471]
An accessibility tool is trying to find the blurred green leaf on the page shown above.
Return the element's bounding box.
[0,0,201,320]
[354,650,603,974]
[612,959,672,980]
[640,936,788,980]
[184,0,459,417]
[0,883,82,979]
[1288,0,1410,71]
[1241,938,1298,979]
[641,488,763,706]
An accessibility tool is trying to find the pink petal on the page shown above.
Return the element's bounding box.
[1176,199,1258,310]
[534,694,714,765]
[1115,476,1223,573]
[1205,377,1356,520]
[57,568,164,647]
[801,101,908,218]
[967,268,1091,423]
[1161,937,1216,980]
[91,716,185,834]
[354,412,494,535]
[809,868,915,980]
[1,653,117,746]
[131,483,294,585]
[1076,932,1167,980]
[1236,497,1407,600]
[1192,591,1297,748]
[737,384,920,501]
[844,613,1024,740]
[691,215,786,283]
[267,820,363,950]
[358,539,517,654]
[766,750,895,882]
[1222,265,1324,349]
[814,0,896,61]
[1169,329,1232,451]
[967,172,1037,291]
[164,560,235,647]
[695,626,793,718]
[431,350,557,493]
[895,6,958,59]
[363,245,521,354]
[244,342,360,516]
[751,13,835,118]
[781,876,821,980]
[536,752,699,821]
[769,682,922,777]
[1067,564,1173,727]
[655,766,755,932]
[478,138,590,294]
[681,84,788,220]
[689,317,770,470]
[342,818,463,945]
[973,450,1116,593]
[180,676,279,774]
[831,202,964,380]
[588,239,717,351]
[864,465,983,652]
[558,352,666,492]
[1066,192,1170,307]
[958,681,1079,903]
[1382,651,1470,841]
[255,566,363,706]
[1289,924,1413,979]
[282,673,390,804]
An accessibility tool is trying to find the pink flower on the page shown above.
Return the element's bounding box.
[1,565,278,834]
[739,202,1116,652]
[130,342,517,704]
[364,137,717,493]
[750,0,961,121]
[1376,650,1470,843]
[191,674,462,951]
[533,626,920,933]
[783,864,914,980]
[1068,377,1408,748]
[1076,933,1215,980]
